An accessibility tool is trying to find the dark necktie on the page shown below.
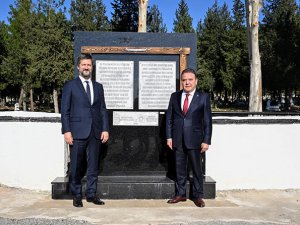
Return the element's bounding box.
[85,81,91,104]
[183,93,189,115]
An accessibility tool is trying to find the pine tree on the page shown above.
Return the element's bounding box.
[0,23,8,91]
[29,0,73,112]
[111,0,139,32]
[147,4,167,33]
[5,0,35,110]
[70,0,110,31]
[197,1,236,102]
[261,0,300,102]
[231,0,249,97]
[173,0,194,33]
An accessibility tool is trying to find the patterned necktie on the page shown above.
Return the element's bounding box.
[183,93,189,115]
[85,81,91,104]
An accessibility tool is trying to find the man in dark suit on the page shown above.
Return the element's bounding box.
[61,53,109,207]
[166,68,212,207]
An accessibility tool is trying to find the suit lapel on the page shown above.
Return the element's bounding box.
[92,80,98,105]
[176,90,183,115]
[186,90,200,115]
[176,90,182,107]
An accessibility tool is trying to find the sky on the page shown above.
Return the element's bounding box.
[0,0,234,32]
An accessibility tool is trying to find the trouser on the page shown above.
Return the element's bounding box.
[174,144,204,199]
[69,131,100,198]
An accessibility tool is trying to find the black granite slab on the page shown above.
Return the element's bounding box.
[51,174,216,199]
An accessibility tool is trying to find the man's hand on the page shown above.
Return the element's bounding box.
[101,131,109,143]
[200,143,209,153]
[64,132,73,145]
[167,139,173,150]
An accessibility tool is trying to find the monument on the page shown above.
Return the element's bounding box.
[52,32,216,199]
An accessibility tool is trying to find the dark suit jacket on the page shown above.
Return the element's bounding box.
[166,89,212,149]
[61,77,109,139]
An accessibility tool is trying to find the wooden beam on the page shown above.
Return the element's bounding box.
[81,46,190,55]
[81,46,191,90]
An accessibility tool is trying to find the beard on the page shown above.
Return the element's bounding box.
[80,70,92,79]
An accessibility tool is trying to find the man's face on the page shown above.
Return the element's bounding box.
[78,59,93,79]
[181,72,198,93]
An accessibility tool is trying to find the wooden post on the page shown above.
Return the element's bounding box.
[179,54,187,90]
[138,0,148,32]
[246,0,263,112]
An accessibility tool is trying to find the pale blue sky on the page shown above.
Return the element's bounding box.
[0,0,234,32]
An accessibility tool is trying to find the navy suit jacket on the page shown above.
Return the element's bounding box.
[61,77,109,139]
[166,89,212,149]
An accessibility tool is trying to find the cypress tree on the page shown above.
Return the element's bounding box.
[261,0,300,101]
[29,0,73,112]
[111,0,139,32]
[231,0,249,99]
[5,0,35,110]
[147,4,167,33]
[173,0,194,33]
[70,0,110,31]
[197,1,235,102]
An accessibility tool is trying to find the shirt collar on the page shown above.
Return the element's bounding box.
[79,75,91,84]
[183,88,196,96]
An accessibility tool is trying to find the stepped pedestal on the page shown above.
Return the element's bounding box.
[52,172,216,199]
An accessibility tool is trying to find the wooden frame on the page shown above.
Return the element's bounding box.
[81,46,191,89]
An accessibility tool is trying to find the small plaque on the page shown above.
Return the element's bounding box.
[113,111,159,126]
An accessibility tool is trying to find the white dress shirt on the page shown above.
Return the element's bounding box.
[181,89,196,111]
[79,76,94,105]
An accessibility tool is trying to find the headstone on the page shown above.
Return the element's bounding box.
[14,103,19,111]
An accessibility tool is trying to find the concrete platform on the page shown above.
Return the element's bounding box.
[1,186,300,225]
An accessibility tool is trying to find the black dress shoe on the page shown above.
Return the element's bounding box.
[73,197,83,207]
[86,197,105,205]
[167,196,187,204]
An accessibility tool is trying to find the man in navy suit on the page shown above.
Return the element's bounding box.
[61,53,109,207]
[166,68,212,207]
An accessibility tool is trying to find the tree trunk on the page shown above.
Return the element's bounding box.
[19,87,27,111]
[138,0,148,32]
[30,88,34,111]
[53,88,59,113]
[0,92,4,107]
[19,88,23,107]
[246,0,263,112]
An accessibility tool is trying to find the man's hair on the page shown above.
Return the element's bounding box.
[77,53,93,66]
[181,68,197,78]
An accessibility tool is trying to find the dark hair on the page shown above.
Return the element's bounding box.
[181,68,197,78]
[77,53,93,66]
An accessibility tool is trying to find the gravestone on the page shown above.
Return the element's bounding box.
[52,32,216,199]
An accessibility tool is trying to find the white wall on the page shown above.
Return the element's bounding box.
[0,112,299,191]
[207,123,300,189]
[0,112,65,191]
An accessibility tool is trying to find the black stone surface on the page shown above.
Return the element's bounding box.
[51,174,216,199]
[73,32,198,174]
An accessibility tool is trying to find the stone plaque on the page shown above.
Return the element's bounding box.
[113,111,159,126]
[139,61,176,110]
[96,60,134,109]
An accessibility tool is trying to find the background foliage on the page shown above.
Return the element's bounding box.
[0,0,299,112]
